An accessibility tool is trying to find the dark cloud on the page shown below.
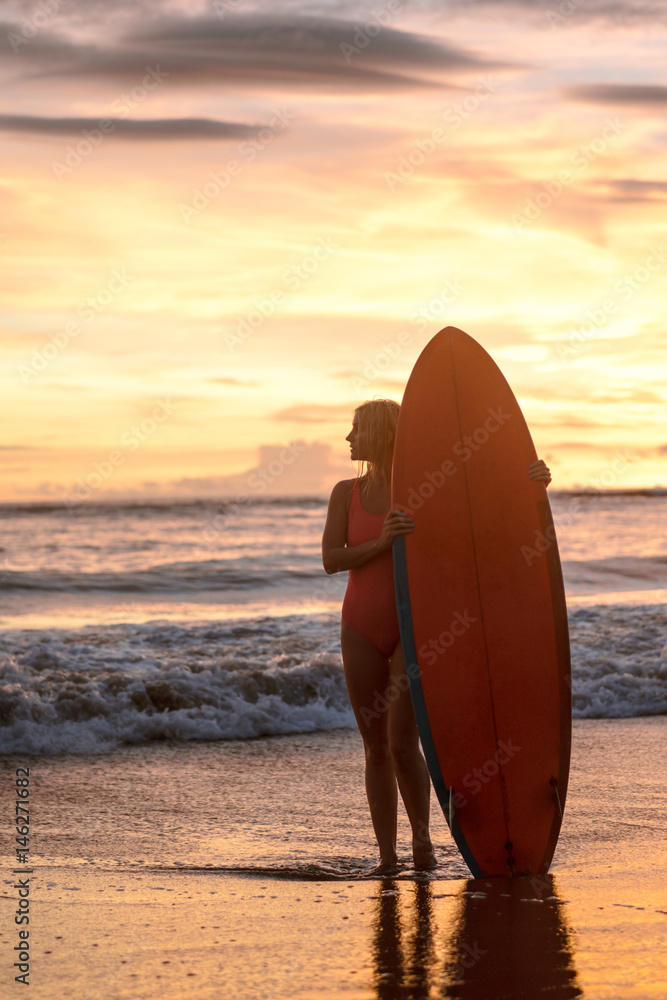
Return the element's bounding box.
[0,113,254,139]
[2,13,518,93]
[5,0,665,25]
[593,178,667,203]
[564,84,667,106]
[131,14,499,72]
[445,0,667,23]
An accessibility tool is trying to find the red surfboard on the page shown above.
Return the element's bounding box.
[392,327,571,877]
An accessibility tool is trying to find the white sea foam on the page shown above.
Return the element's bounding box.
[568,604,667,718]
[0,615,355,754]
[1,606,665,755]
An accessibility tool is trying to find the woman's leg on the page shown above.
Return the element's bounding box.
[341,621,398,868]
[387,643,437,869]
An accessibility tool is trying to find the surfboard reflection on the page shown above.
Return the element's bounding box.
[370,875,581,999]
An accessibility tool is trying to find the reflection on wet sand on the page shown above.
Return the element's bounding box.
[371,875,582,999]
[372,879,437,999]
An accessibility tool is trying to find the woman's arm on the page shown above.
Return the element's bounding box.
[321,480,413,575]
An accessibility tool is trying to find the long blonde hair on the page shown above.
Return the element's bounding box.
[355,398,400,485]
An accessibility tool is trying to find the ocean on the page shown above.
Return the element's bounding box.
[1,489,665,757]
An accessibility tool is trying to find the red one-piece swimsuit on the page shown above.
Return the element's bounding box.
[341,479,400,657]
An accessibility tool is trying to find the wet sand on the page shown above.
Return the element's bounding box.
[1,717,666,999]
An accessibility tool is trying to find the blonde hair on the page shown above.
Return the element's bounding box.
[354,398,400,484]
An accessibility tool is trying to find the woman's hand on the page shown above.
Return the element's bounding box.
[323,481,414,573]
[529,459,552,486]
[378,509,414,550]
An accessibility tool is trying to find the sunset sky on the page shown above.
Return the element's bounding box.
[1,0,666,500]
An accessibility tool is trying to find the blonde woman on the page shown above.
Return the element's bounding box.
[322,399,434,873]
[322,399,552,874]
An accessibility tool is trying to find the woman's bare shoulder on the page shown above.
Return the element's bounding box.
[328,478,356,506]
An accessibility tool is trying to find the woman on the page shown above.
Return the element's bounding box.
[321,399,552,874]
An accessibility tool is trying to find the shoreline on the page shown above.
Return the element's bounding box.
[2,718,666,998]
[1,589,666,633]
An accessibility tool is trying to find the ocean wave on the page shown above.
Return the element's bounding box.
[555,488,667,498]
[568,604,667,718]
[1,554,665,597]
[1,606,665,755]
[1,490,665,522]
[0,560,323,593]
[0,497,328,518]
[563,556,667,595]
[0,615,353,754]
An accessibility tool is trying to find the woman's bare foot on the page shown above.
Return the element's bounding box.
[412,840,437,870]
[368,858,401,876]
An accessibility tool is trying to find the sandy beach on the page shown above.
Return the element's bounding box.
[2,716,665,1000]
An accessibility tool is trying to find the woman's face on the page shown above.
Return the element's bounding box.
[346,411,368,462]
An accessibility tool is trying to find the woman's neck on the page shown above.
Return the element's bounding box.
[364,465,391,488]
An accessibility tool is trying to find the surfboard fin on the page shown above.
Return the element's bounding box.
[550,776,563,818]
